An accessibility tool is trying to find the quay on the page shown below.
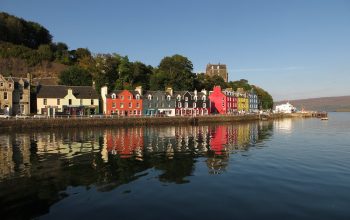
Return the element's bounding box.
[0,112,322,132]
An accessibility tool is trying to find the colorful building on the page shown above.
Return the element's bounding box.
[208,86,237,114]
[249,90,259,113]
[142,88,176,116]
[36,85,99,116]
[237,88,249,113]
[175,89,210,116]
[104,88,142,116]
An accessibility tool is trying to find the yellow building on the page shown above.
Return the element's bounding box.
[237,88,249,112]
[36,85,99,116]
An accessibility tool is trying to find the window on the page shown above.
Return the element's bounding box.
[177,95,181,101]
[111,93,116,99]
[148,95,152,100]
[121,95,124,100]
[167,96,171,101]
[161,103,164,107]
[9,83,11,88]
[0,82,3,87]
[185,102,188,108]
[222,102,225,107]
[178,102,182,108]
[193,103,196,108]
[57,99,60,105]
[43,98,47,105]
[194,96,197,101]
[136,102,140,108]
[120,103,124,108]
[128,96,131,100]
[185,97,188,101]
[134,110,137,115]
[136,95,140,100]
[91,99,94,105]
[129,102,132,108]
[112,102,116,108]
[202,95,206,101]
[203,103,206,108]
[69,99,72,105]
[19,93,23,100]
[149,103,152,108]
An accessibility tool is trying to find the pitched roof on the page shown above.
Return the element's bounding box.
[37,85,99,99]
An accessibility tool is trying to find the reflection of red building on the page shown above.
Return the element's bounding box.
[209,86,237,114]
[106,90,142,116]
[209,126,228,155]
[106,128,144,158]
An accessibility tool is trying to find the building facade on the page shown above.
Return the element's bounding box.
[36,85,99,116]
[275,102,296,113]
[237,88,249,113]
[175,89,210,116]
[205,63,229,82]
[105,89,142,116]
[0,74,31,115]
[249,90,259,113]
[142,88,176,116]
[208,86,237,114]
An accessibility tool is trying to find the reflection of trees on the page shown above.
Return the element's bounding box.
[0,123,274,219]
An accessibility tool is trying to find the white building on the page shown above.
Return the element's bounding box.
[275,102,296,113]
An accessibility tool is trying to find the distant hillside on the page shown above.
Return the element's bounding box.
[275,96,350,112]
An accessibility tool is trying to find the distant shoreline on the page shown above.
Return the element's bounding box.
[0,113,314,132]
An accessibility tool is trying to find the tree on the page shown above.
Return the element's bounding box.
[252,86,274,110]
[37,44,53,61]
[152,54,196,91]
[195,73,227,91]
[59,66,92,86]
[227,79,252,91]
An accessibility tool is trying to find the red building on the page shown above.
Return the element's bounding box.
[209,86,237,114]
[106,90,142,116]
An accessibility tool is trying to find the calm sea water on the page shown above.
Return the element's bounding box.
[0,113,350,220]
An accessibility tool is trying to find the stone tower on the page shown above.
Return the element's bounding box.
[205,63,228,82]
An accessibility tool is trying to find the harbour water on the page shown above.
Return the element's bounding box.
[0,113,349,219]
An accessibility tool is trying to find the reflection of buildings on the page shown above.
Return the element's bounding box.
[274,118,292,133]
[106,127,144,158]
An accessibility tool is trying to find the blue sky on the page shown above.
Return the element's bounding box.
[1,0,350,100]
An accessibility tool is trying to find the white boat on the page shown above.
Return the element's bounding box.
[321,117,328,120]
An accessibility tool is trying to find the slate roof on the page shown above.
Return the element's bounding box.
[37,85,99,99]
[106,90,141,98]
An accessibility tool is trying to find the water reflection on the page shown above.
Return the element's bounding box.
[0,122,273,219]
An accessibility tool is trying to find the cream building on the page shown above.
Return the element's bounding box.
[36,85,99,116]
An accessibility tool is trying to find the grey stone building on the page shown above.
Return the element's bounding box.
[0,74,31,115]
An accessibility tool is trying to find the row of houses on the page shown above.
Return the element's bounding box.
[1,74,259,117]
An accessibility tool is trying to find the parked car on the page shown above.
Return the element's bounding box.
[0,114,10,119]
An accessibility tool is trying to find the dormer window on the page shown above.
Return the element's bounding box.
[136,95,140,100]
[111,93,116,99]
[9,83,12,88]
[177,95,181,101]
[202,95,206,101]
[148,95,152,100]
[185,97,188,101]
[167,95,171,101]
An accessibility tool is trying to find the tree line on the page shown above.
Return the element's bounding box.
[0,12,273,109]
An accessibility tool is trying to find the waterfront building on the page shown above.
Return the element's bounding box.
[142,87,176,116]
[237,88,249,113]
[104,87,142,116]
[205,63,229,82]
[0,74,31,115]
[36,85,99,116]
[275,102,296,113]
[248,89,259,113]
[208,86,237,114]
[175,89,210,116]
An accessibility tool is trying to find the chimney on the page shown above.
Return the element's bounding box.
[135,86,143,95]
[166,87,173,96]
